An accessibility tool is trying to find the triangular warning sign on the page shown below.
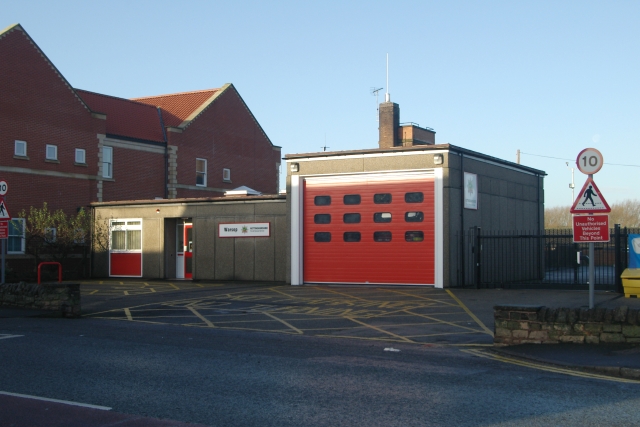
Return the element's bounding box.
[570,177,611,213]
[0,198,9,219]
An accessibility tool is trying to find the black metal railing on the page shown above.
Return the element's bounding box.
[455,226,640,289]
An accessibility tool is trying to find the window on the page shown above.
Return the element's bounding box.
[314,214,331,224]
[196,158,207,186]
[343,194,361,205]
[223,168,231,182]
[405,211,424,222]
[373,212,392,223]
[343,232,361,242]
[110,219,142,251]
[374,193,392,204]
[314,232,331,242]
[46,144,57,161]
[44,227,57,243]
[343,213,361,223]
[102,146,113,178]
[314,196,331,206]
[14,140,27,157]
[405,192,424,203]
[405,231,424,242]
[75,149,86,164]
[8,218,25,254]
[373,231,392,242]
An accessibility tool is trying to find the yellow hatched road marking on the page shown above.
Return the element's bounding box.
[446,289,494,337]
[347,317,414,343]
[262,312,303,334]
[315,287,371,302]
[187,306,215,327]
[169,283,180,290]
[124,291,129,296]
[404,310,489,335]
[124,308,133,321]
[461,348,640,383]
[383,289,459,307]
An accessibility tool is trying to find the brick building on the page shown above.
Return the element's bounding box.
[0,23,281,276]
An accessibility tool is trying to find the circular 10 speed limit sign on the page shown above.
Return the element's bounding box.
[576,148,604,175]
[0,181,7,196]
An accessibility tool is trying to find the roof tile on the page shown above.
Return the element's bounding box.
[132,89,218,128]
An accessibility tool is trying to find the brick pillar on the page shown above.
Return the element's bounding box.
[379,102,400,149]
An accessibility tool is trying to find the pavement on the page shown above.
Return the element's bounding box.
[2,281,640,426]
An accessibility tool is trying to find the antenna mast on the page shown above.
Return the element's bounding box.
[385,53,390,102]
[370,87,383,120]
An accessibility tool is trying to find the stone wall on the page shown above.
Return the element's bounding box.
[495,304,640,346]
[0,282,81,318]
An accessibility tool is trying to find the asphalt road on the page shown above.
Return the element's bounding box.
[1,315,640,427]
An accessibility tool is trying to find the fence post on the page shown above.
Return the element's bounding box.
[474,226,481,289]
[614,224,623,294]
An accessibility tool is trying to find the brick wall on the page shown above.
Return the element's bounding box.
[495,305,640,345]
[0,27,104,216]
[169,86,279,197]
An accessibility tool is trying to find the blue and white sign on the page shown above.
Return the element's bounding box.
[629,234,640,269]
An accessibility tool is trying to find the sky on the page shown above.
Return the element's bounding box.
[3,0,639,207]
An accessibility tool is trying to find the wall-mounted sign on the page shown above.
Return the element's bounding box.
[219,222,270,238]
[463,172,478,210]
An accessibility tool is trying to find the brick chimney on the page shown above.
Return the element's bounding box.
[378,101,400,149]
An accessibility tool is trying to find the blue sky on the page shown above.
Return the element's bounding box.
[3,0,639,207]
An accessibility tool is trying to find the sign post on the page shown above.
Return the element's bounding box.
[572,149,608,308]
[0,180,7,285]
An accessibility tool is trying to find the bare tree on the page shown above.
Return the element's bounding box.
[546,199,640,229]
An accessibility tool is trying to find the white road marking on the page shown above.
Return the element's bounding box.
[0,391,112,410]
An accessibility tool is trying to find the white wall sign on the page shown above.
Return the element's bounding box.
[219,222,270,238]
[463,172,478,210]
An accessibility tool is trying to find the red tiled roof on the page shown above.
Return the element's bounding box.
[132,89,218,128]
[76,89,165,143]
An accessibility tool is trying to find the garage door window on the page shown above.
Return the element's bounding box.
[405,231,424,242]
[374,193,392,204]
[314,214,331,224]
[405,192,424,203]
[343,232,361,242]
[343,194,361,205]
[374,212,392,223]
[373,231,392,242]
[343,213,361,223]
[405,211,424,222]
[315,196,331,206]
[314,232,331,242]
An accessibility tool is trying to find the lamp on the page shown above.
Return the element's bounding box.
[290,163,299,172]
[434,154,444,165]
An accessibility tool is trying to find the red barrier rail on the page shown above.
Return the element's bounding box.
[38,262,62,284]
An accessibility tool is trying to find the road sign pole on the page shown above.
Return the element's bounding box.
[1,237,5,285]
[588,173,594,309]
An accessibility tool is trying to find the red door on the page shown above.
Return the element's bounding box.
[303,175,435,285]
[184,224,193,279]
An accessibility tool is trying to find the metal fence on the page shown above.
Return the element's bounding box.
[456,226,639,289]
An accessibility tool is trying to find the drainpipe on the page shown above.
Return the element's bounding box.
[157,107,169,199]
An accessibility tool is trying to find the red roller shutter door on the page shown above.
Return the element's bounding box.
[303,175,435,285]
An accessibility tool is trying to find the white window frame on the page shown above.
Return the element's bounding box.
[223,168,231,182]
[14,140,27,157]
[8,218,25,254]
[109,219,142,252]
[103,146,113,178]
[45,144,58,161]
[75,148,86,164]
[196,158,207,187]
[44,227,57,243]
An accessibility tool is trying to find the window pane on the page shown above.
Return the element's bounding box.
[373,231,392,242]
[343,232,361,242]
[405,231,424,242]
[46,145,57,160]
[373,212,392,223]
[14,141,26,156]
[75,149,85,163]
[127,230,142,250]
[405,192,424,203]
[314,214,331,224]
[374,193,392,204]
[343,213,361,223]
[8,219,24,252]
[314,196,331,206]
[405,211,424,222]
[111,230,126,250]
[314,232,331,242]
[196,159,206,172]
[127,221,141,226]
[343,194,361,205]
